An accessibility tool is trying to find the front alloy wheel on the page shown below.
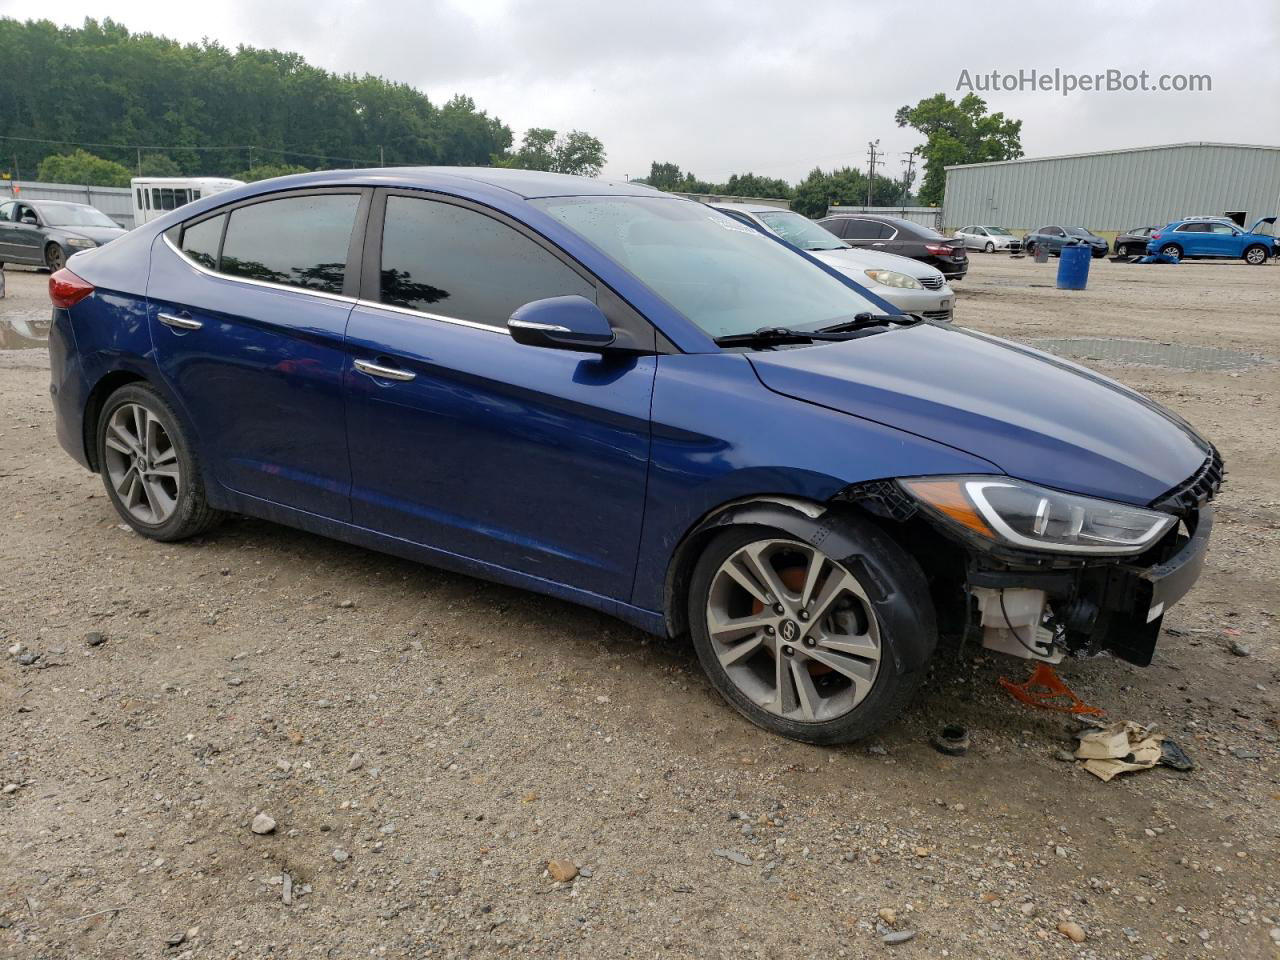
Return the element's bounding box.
[1244,246,1268,265]
[689,521,933,743]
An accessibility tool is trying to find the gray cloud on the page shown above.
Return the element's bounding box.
[5,0,1276,183]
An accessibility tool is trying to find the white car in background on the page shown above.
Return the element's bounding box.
[953,224,1021,253]
[708,202,955,321]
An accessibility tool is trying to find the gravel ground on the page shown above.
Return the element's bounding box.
[1,255,1278,959]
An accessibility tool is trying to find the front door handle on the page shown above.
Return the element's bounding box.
[158,312,203,331]
[354,358,416,382]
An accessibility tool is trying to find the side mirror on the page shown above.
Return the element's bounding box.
[508,295,616,353]
[20,213,38,225]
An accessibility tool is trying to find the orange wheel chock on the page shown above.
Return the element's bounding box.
[998,663,1106,716]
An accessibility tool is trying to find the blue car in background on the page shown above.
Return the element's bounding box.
[1147,215,1276,263]
[46,168,1221,743]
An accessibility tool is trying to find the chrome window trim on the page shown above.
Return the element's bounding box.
[161,234,356,305]
[354,298,511,336]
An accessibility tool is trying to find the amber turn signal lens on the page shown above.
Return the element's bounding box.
[900,479,995,538]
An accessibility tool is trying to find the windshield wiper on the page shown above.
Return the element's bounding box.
[817,312,924,334]
[713,326,864,348]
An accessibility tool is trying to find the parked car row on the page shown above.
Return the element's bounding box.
[818,214,968,280]
[951,216,1276,264]
[45,167,1222,744]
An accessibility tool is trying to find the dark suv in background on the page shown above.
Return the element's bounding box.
[1023,225,1109,259]
[818,214,968,280]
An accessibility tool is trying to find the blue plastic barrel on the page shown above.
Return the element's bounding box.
[1057,242,1092,290]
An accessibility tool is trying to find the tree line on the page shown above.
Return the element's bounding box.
[0,18,605,185]
[639,92,1022,217]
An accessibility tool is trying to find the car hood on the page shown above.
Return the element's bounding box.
[1249,216,1275,236]
[810,247,944,281]
[747,323,1210,505]
[58,225,127,244]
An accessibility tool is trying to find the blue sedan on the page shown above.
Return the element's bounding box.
[46,168,1220,743]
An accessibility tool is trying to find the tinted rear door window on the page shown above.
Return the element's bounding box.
[220,194,358,294]
[378,196,593,327]
[842,219,880,240]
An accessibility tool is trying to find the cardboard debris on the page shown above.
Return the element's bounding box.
[1075,721,1168,782]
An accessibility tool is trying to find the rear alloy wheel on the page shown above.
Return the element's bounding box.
[97,383,224,541]
[1117,244,1128,257]
[1160,244,1182,261]
[44,243,65,272]
[1244,245,1268,265]
[688,522,932,743]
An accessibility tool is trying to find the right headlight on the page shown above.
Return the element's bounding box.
[863,269,922,290]
[900,476,1177,556]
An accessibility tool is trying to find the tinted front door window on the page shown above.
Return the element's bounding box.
[379,196,593,325]
[220,194,358,294]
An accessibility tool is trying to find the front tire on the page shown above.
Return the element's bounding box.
[983,241,994,253]
[687,518,934,744]
[97,383,224,541]
[1244,245,1268,265]
[44,243,65,272]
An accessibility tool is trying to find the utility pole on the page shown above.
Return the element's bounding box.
[379,144,384,166]
[900,149,917,212]
[866,140,880,208]
[137,148,142,177]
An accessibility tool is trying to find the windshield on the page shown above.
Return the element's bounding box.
[756,210,848,251]
[533,196,881,339]
[983,226,1013,236]
[38,204,118,228]
[1064,226,1096,238]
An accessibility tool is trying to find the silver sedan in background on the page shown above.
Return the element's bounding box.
[953,225,1021,253]
[708,202,956,321]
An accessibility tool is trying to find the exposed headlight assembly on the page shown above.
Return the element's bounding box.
[65,237,97,249]
[863,269,922,290]
[900,476,1177,556]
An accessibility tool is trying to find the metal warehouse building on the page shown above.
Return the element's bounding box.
[942,142,1280,243]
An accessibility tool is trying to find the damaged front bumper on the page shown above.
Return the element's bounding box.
[967,504,1213,665]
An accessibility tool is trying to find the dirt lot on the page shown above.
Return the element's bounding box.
[1,255,1278,960]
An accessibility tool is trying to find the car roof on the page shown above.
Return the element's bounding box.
[239,166,664,200]
[22,199,96,209]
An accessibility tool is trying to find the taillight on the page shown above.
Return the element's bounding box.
[925,243,956,256]
[1150,232,1161,241]
[49,269,94,309]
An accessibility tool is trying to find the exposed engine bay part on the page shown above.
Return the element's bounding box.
[970,587,1062,663]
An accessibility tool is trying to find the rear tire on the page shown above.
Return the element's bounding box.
[1116,244,1128,257]
[687,518,934,744]
[44,243,65,272]
[1160,244,1182,261]
[1244,245,1268,265]
[97,383,224,542]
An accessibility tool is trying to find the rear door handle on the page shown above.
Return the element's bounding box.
[354,358,416,382]
[158,312,203,331]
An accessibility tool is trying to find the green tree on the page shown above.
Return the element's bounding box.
[0,17,519,179]
[138,153,181,177]
[894,93,1022,206]
[643,161,684,190]
[499,128,606,177]
[36,149,131,186]
[232,162,309,182]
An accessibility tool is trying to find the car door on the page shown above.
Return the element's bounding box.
[837,218,880,249]
[6,202,46,263]
[1174,223,1209,256]
[343,190,656,600]
[1204,221,1241,257]
[147,188,367,519]
[0,201,16,260]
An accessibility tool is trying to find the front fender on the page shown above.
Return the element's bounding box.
[631,352,999,619]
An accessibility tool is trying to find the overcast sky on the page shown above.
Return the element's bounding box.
[4,0,1277,183]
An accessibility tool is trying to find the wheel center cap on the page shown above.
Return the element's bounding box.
[778,619,800,643]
